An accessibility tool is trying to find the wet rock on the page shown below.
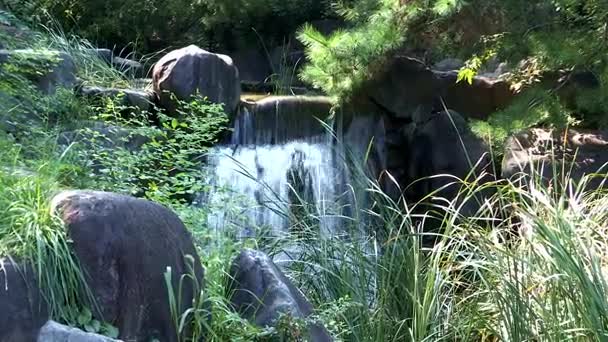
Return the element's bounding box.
[0,258,48,342]
[502,128,608,189]
[37,321,120,342]
[153,45,241,114]
[433,58,464,71]
[228,249,332,342]
[78,86,155,112]
[0,49,77,94]
[478,58,510,78]
[51,191,204,342]
[235,96,333,145]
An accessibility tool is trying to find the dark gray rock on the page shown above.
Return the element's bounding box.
[433,58,464,72]
[89,49,113,63]
[353,56,515,121]
[406,110,491,198]
[382,110,493,219]
[234,96,333,145]
[152,45,241,114]
[231,48,272,85]
[112,57,144,77]
[78,86,155,112]
[58,121,152,151]
[0,49,77,94]
[478,58,510,78]
[229,249,332,342]
[502,128,608,189]
[51,191,204,342]
[0,258,48,342]
[37,321,120,342]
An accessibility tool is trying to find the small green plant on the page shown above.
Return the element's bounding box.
[75,307,119,338]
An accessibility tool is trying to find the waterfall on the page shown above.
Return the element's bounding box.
[201,96,385,237]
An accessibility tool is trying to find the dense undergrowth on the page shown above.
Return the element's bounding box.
[2,3,608,342]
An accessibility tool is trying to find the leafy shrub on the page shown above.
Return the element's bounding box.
[3,0,344,53]
[73,94,229,206]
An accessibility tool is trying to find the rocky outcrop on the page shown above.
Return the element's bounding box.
[0,258,48,342]
[435,70,513,120]
[112,57,144,78]
[355,56,515,121]
[502,128,608,189]
[58,121,152,151]
[37,321,120,342]
[228,249,332,342]
[385,110,492,217]
[153,45,240,114]
[87,48,144,77]
[78,86,155,112]
[0,49,77,94]
[235,96,334,145]
[51,191,204,342]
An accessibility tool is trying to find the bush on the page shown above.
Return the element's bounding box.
[2,0,344,53]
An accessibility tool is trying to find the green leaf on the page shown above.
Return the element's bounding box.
[457,68,475,85]
[432,0,465,16]
[171,118,179,129]
[84,319,100,333]
[77,308,92,326]
[101,323,119,339]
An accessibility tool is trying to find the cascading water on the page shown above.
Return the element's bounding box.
[201,96,385,237]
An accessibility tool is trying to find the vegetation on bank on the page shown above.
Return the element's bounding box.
[1,0,351,53]
[0,1,608,341]
[299,0,608,149]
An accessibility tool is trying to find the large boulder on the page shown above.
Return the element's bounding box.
[502,128,608,189]
[51,191,204,342]
[37,321,120,342]
[228,249,332,342]
[152,45,240,114]
[386,110,492,218]
[0,258,48,342]
[353,56,516,121]
[0,49,77,94]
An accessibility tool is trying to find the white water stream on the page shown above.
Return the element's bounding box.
[200,96,385,237]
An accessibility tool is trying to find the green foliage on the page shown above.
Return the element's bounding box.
[3,0,342,53]
[203,0,337,49]
[471,87,576,150]
[73,94,229,205]
[0,130,97,327]
[298,0,408,101]
[76,308,119,338]
[4,5,608,342]
[2,0,209,53]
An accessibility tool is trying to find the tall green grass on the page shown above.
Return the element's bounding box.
[188,136,608,342]
[0,132,96,323]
